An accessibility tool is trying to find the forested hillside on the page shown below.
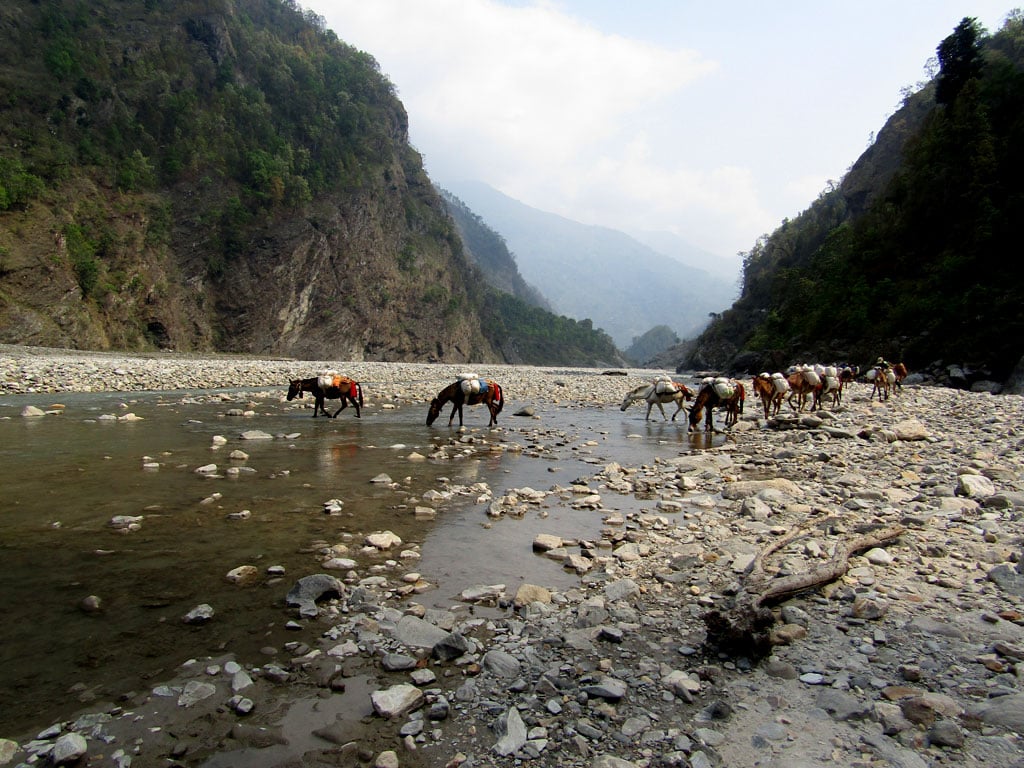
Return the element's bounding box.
[0,0,618,366]
[682,14,1024,385]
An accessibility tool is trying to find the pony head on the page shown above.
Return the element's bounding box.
[426,398,442,425]
[286,379,304,401]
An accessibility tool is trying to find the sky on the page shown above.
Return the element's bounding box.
[302,0,1016,272]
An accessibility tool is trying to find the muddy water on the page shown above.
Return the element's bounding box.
[0,387,719,736]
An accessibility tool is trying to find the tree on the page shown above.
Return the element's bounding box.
[935,17,984,105]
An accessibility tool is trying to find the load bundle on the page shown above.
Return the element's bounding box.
[799,365,821,387]
[653,375,677,395]
[770,372,790,395]
[458,373,486,396]
[712,377,736,399]
[821,365,840,393]
[318,370,339,388]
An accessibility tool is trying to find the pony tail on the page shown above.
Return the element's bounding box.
[357,383,364,407]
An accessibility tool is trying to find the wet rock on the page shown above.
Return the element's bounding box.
[285,574,344,618]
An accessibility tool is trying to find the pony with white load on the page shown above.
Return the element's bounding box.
[287,372,363,418]
[785,364,822,412]
[427,373,504,427]
[688,377,745,432]
[620,376,694,421]
[751,372,789,419]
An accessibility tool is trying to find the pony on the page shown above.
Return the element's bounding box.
[892,362,909,391]
[868,367,896,402]
[786,368,821,412]
[688,378,745,432]
[814,366,844,410]
[751,373,788,419]
[620,379,694,421]
[287,374,363,418]
[427,377,504,427]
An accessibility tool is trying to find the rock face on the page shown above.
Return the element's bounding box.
[0,3,498,365]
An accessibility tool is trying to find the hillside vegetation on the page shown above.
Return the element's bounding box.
[682,14,1024,384]
[0,0,617,366]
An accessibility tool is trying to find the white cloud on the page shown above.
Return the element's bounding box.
[304,0,1016,260]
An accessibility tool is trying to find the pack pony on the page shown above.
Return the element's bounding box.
[287,373,364,418]
[688,377,745,432]
[620,376,694,421]
[427,374,504,427]
[751,372,789,419]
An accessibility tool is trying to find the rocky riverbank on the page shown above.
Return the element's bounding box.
[3,346,1024,768]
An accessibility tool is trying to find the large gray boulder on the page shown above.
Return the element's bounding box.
[1005,355,1024,395]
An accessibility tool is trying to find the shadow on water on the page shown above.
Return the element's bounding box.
[0,388,723,736]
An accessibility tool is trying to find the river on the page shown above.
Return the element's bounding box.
[0,382,719,737]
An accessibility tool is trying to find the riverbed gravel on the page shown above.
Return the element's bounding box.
[3,346,1024,768]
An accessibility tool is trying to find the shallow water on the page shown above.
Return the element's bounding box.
[0,385,720,736]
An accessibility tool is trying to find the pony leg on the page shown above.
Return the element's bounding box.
[448,403,462,426]
[331,401,346,418]
[313,395,325,417]
[671,401,683,421]
[657,402,668,420]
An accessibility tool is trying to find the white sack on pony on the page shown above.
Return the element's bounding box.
[459,374,483,396]
[318,370,339,388]
[712,377,735,399]
[654,375,677,395]
[801,367,821,387]
[771,372,790,395]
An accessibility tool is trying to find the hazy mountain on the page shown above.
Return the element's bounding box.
[629,229,742,284]
[442,180,736,349]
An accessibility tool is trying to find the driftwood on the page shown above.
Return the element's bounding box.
[703,523,905,660]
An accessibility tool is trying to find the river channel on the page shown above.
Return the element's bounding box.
[0,383,720,737]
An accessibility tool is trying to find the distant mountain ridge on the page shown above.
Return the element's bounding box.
[442,181,736,349]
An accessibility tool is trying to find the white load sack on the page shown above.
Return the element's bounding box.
[712,377,735,399]
[460,377,482,395]
[654,376,676,395]
[771,372,790,394]
[801,368,821,387]
[318,371,338,388]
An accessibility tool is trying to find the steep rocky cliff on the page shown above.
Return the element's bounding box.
[0,0,497,362]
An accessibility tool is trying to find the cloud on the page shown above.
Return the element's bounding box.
[313,0,755,255]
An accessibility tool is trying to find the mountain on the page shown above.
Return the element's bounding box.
[441,190,624,367]
[438,189,551,311]
[628,229,742,284]
[0,0,618,367]
[679,15,1024,388]
[442,180,736,349]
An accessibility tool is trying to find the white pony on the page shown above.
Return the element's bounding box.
[620,377,694,421]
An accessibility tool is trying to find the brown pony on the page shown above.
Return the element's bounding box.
[427,378,504,427]
[869,367,895,402]
[688,379,745,432]
[892,362,908,392]
[786,371,821,412]
[287,375,363,418]
[751,373,787,419]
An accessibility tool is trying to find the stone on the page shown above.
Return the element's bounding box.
[285,574,344,618]
[370,684,424,719]
[493,706,528,756]
[514,583,551,607]
[51,733,87,765]
[957,474,996,498]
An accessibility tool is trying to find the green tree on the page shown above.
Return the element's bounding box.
[936,17,984,104]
